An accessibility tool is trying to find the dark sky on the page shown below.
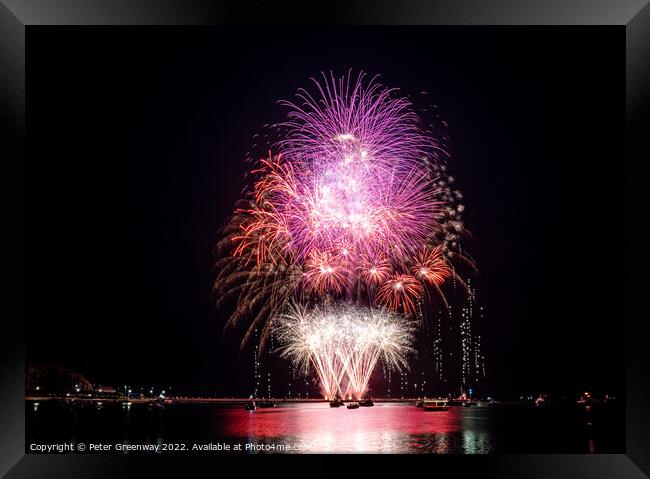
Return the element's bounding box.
[27,27,624,398]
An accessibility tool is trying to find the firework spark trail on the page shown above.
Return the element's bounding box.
[276,304,415,399]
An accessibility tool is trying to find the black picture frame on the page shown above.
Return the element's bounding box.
[1,1,648,477]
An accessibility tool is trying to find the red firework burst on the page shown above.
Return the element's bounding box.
[357,253,391,285]
[376,274,423,317]
[412,245,452,286]
[303,250,350,294]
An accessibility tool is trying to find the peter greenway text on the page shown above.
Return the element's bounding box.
[29,442,312,453]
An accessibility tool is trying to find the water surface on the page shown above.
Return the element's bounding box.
[26,401,624,454]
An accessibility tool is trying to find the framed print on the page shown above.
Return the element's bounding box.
[1,1,648,477]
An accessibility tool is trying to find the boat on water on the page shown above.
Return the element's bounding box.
[576,391,607,405]
[415,400,424,408]
[448,387,472,407]
[422,400,449,411]
[346,402,360,409]
[359,398,374,407]
[329,398,343,407]
[245,401,256,411]
[150,399,165,409]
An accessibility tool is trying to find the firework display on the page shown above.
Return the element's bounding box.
[276,304,414,400]
[214,71,476,397]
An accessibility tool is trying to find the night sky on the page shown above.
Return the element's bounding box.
[26,27,624,398]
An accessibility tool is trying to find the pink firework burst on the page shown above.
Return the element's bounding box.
[237,71,443,266]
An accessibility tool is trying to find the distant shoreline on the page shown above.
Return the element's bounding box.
[25,396,615,406]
